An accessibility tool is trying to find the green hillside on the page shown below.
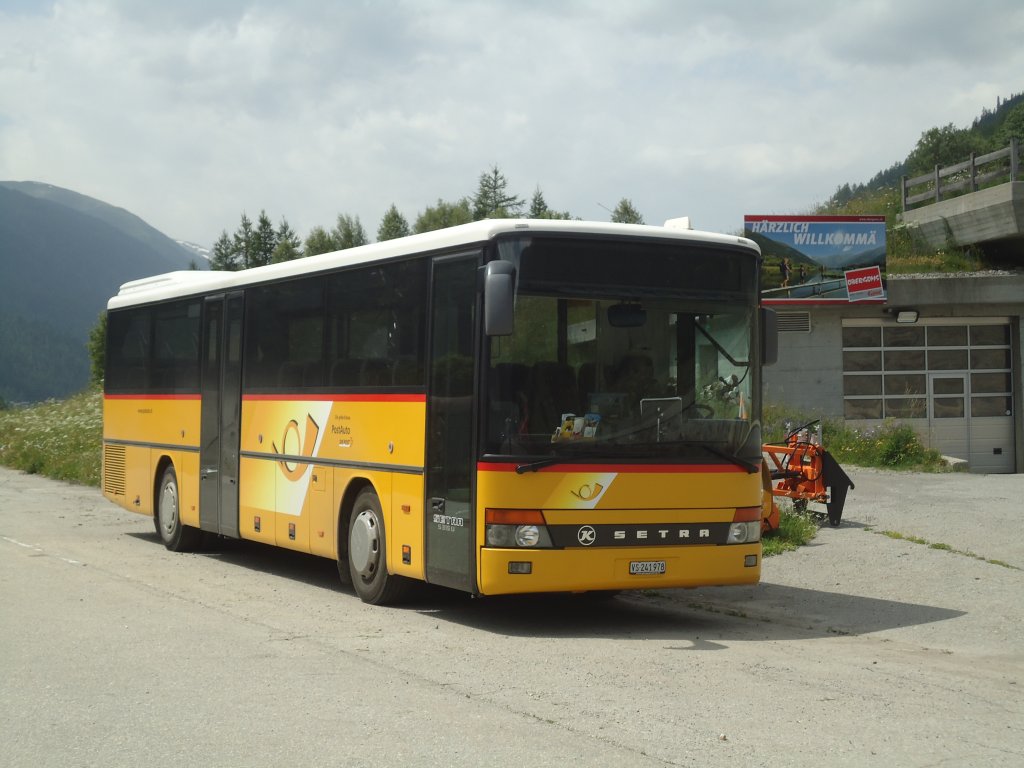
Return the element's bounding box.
[0,182,199,403]
[816,91,1024,272]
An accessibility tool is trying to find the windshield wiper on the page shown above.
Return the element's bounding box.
[513,444,607,474]
[515,457,564,474]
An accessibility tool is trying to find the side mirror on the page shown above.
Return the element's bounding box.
[761,307,778,366]
[484,261,515,336]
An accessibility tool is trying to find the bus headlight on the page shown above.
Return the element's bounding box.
[486,524,513,547]
[727,507,762,544]
[515,525,540,547]
[727,521,761,544]
[485,509,553,548]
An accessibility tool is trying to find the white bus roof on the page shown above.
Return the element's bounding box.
[108,218,758,309]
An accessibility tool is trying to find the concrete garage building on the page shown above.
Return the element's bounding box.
[764,272,1024,473]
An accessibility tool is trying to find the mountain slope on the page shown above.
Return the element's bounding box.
[0,182,200,403]
[0,181,196,267]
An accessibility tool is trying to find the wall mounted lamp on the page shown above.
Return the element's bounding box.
[895,309,919,324]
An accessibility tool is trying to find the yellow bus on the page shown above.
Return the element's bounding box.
[102,219,776,604]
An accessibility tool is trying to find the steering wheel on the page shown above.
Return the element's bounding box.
[683,402,714,418]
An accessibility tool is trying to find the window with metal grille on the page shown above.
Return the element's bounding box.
[777,311,811,333]
[841,320,1012,420]
[103,444,126,496]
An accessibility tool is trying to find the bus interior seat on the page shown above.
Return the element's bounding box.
[611,353,657,399]
[360,358,392,386]
[278,361,305,388]
[330,358,362,387]
[527,361,579,434]
[303,361,324,387]
[491,363,529,403]
[391,358,423,386]
[488,363,529,440]
[577,362,605,401]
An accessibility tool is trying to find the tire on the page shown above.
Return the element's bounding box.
[155,466,202,552]
[347,487,411,605]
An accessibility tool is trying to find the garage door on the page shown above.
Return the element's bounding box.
[842,319,1014,473]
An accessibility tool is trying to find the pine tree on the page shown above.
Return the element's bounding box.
[997,102,1024,144]
[271,217,303,263]
[906,124,981,175]
[210,230,238,270]
[472,165,524,220]
[611,198,644,225]
[412,198,474,234]
[304,226,335,256]
[87,311,106,385]
[233,212,255,269]
[250,210,277,268]
[332,213,368,249]
[377,204,411,241]
[528,187,549,218]
[529,186,572,219]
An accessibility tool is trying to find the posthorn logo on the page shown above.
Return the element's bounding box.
[577,525,597,546]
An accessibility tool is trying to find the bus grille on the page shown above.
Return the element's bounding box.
[103,444,126,496]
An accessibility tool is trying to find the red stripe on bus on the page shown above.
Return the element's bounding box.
[242,393,426,403]
[104,394,200,401]
[477,462,747,474]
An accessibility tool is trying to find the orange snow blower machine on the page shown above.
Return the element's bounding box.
[761,420,854,531]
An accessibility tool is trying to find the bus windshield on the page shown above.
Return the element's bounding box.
[484,235,761,465]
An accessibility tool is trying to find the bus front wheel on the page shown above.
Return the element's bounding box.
[155,466,202,552]
[347,487,411,605]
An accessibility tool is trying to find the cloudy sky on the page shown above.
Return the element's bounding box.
[2,0,1022,247]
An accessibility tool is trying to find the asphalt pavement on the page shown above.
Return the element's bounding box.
[1,465,1022,767]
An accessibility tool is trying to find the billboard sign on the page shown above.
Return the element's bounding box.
[744,215,887,304]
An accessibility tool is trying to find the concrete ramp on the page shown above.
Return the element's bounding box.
[899,180,1024,250]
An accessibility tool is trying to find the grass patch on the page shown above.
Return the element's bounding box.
[762,503,819,556]
[871,528,1020,570]
[879,530,928,545]
[817,186,999,275]
[0,388,102,486]
[763,406,949,472]
[826,422,946,470]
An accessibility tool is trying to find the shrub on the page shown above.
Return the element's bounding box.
[763,405,946,472]
[0,389,102,486]
[762,502,819,556]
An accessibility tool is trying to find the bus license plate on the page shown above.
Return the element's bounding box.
[630,560,666,575]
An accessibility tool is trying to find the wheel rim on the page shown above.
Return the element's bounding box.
[159,479,178,538]
[350,509,381,581]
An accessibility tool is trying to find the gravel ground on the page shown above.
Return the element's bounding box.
[2,465,1023,766]
[677,465,1024,661]
[835,467,1023,567]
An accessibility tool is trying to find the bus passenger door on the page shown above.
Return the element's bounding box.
[199,292,244,538]
[425,255,479,591]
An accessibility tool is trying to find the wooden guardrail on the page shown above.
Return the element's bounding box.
[901,137,1021,211]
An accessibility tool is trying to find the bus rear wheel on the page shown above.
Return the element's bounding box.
[155,466,202,552]
[347,487,411,605]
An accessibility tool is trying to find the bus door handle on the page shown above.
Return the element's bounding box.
[201,469,219,480]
